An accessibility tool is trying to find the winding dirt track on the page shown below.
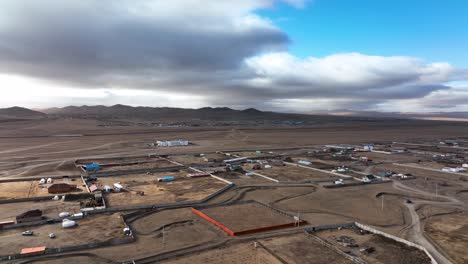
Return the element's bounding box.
[392,180,466,264]
[404,203,453,264]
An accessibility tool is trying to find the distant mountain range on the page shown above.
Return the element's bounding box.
[0,106,47,120]
[1,105,468,122]
[39,104,353,122]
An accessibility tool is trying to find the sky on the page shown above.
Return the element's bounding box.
[0,0,467,113]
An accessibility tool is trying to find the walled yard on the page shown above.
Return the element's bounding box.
[371,163,468,196]
[0,213,126,256]
[168,153,226,165]
[273,184,405,227]
[244,163,337,182]
[213,170,272,185]
[316,228,431,264]
[96,171,227,207]
[0,178,84,200]
[162,242,282,264]
[97,159,176,172]
[363,152,430,163]
[87,208,223,262]
[76,156,161,166]
[425,212,468,264]
[259,233,354,264]
[294,157,364,171]
[0,200,82,222]
[194,202,302,235]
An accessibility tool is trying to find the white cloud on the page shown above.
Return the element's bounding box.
[244,52,461,100]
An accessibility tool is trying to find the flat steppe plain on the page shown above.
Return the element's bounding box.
[0,118,467,263]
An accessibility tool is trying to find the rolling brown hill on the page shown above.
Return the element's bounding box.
[41,104,375,122]
[0,107,47,120]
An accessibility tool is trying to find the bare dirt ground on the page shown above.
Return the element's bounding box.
[243,164,334,181]
[162,242,281,264]
[100,171,226,207]
[259,233,354,263]
[273,183,406,227]
[1,119,468,262]
[197,202,297,233]
[86,208,224,262]
[425,212,468,264]
[169,153,226,165]
[0,178,84,200]
[317,228,431,264]
[0,200,82,222]
[213,170,273,185]
[76,156,163,165]
[0,213,125,256]
[99,160,175,172]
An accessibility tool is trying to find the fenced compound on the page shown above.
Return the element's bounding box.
[304,222,437,264]
[192,200,307,236]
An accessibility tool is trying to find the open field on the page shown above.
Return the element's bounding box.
[425,212,468,264]
[76,156,161,166]
[0,178,84,200]
[0,214,125,256]
[316,228,431,264]
[0,200,82,222]
[97,159,176,172]
[273,183,406,227]
[162,242,281,264]
[213,170,273,185]
[0,118,467,263]
[97,171,226,207]
[244,164,336,182]
[259,233,354,264]
[226,150,278,158]
[194,202,301,235]
[168,153,226,165]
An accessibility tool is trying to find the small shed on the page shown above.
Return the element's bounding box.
[113,183,124,192]
[157,176,175,182]
[16,209,43,223]
[20,246,46,256]
[84,163,100,171]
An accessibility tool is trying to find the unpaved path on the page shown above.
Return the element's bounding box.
[404,203,454,264]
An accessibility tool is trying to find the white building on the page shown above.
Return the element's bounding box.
[442,167,466,173]
[156,139,189,147]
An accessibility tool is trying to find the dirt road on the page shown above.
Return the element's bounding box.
[404,203,454,264]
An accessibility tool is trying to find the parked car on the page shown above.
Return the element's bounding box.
[22,230,34,236]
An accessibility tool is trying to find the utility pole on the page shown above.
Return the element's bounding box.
[162,225,167,249]
[381,194,384,211]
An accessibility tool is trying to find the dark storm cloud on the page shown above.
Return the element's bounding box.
[0,0,288,87]
[0,0,466,111]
